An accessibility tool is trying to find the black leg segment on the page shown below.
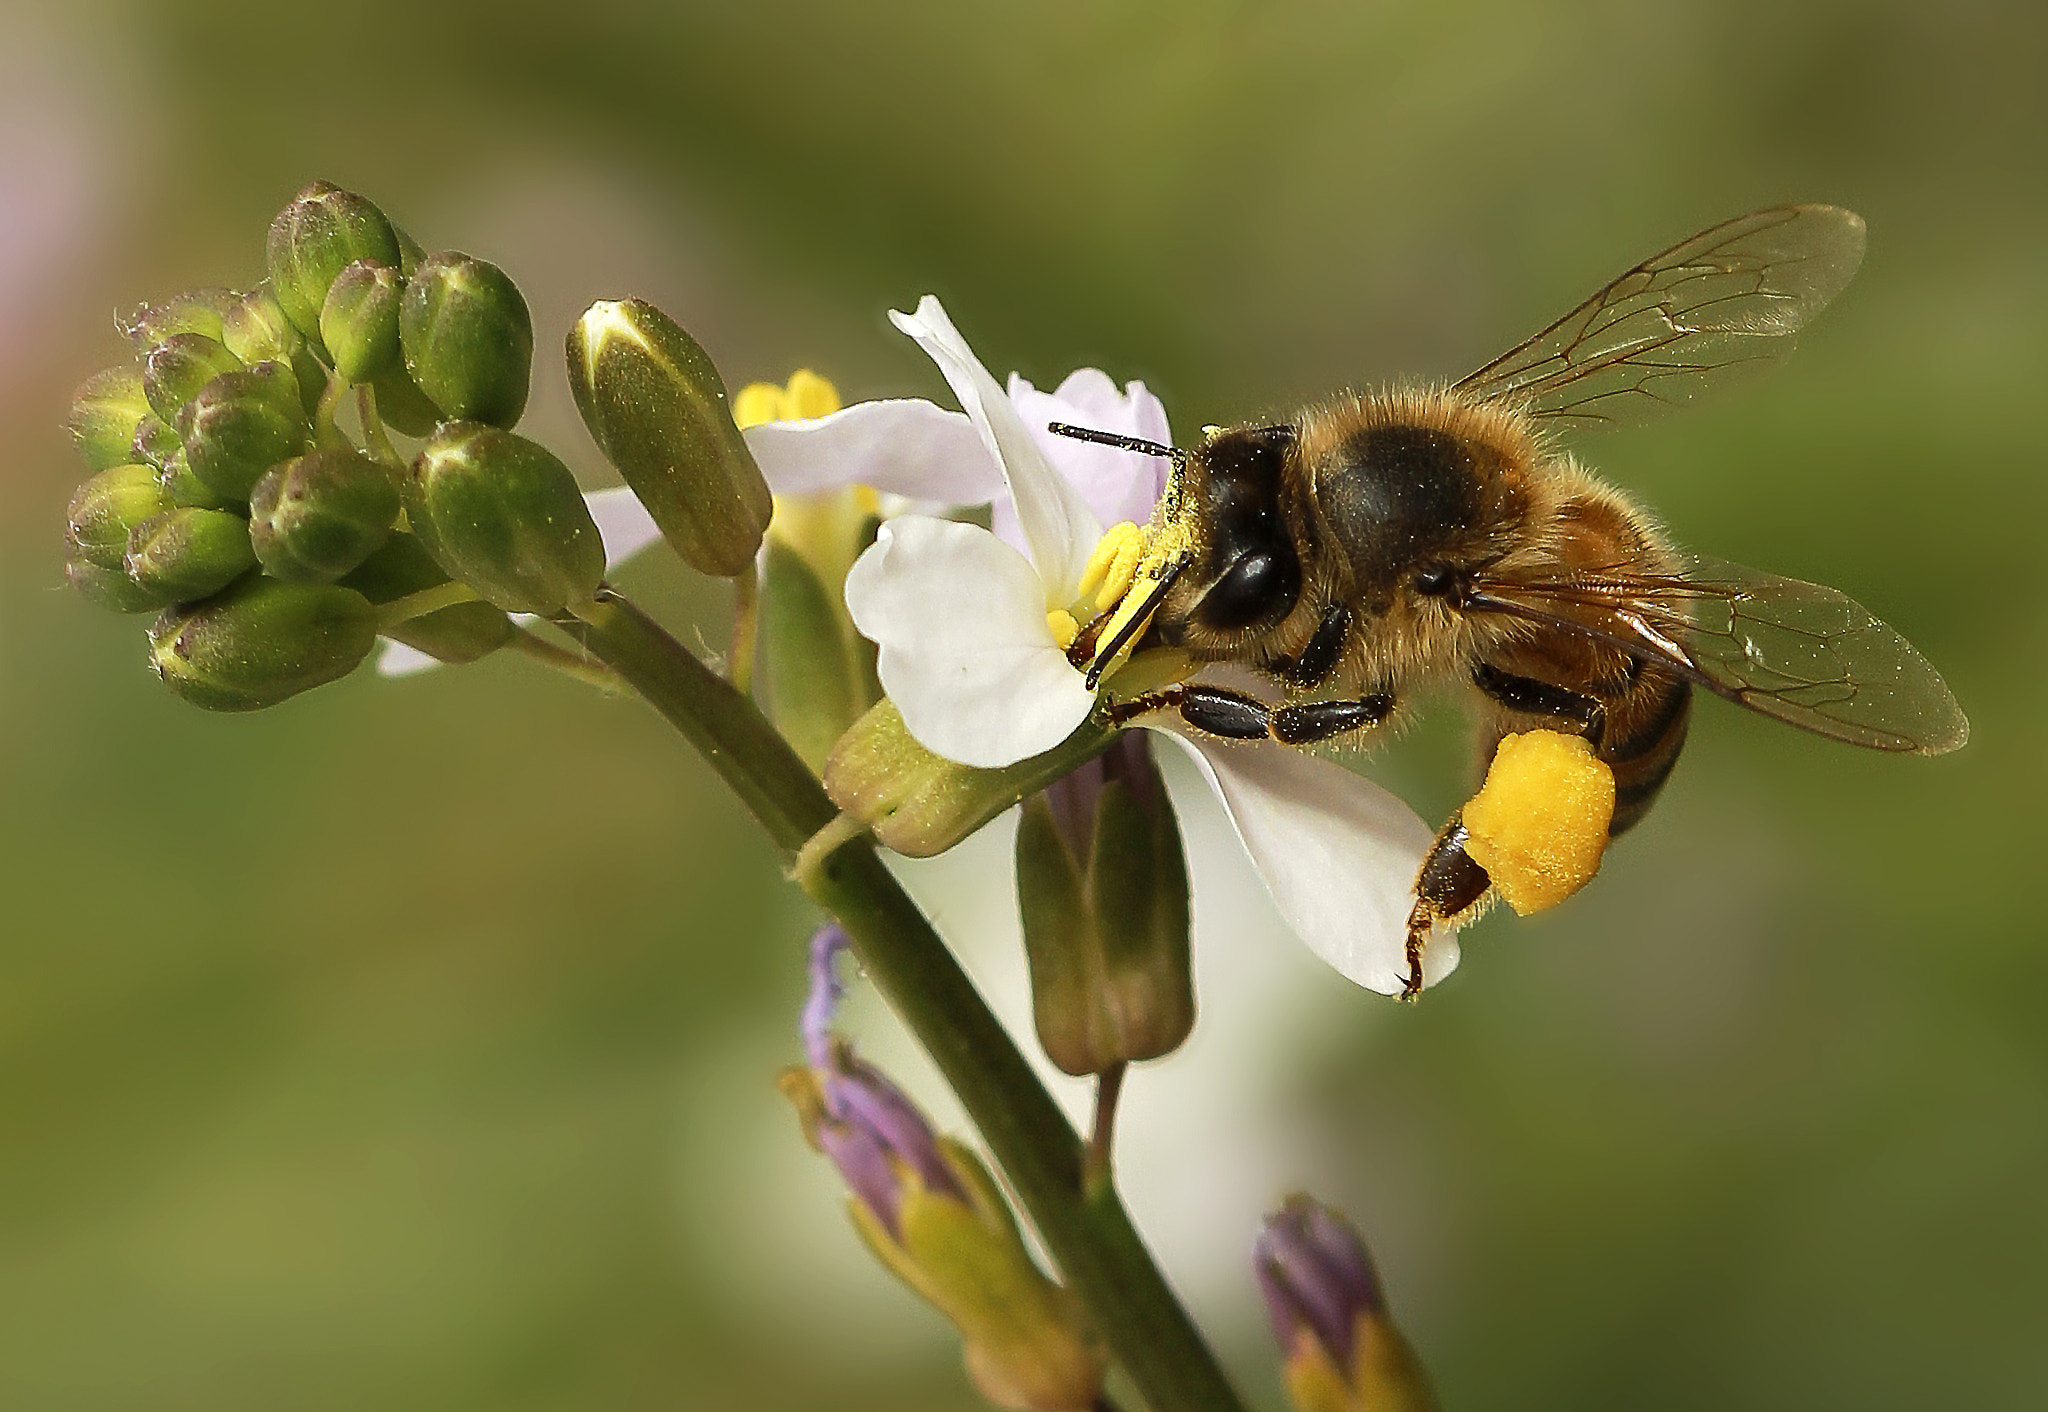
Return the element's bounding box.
[1472,662,1606,747]
[1272,694,1393,745]
[1400,816,1494,1000]
[1285,604,1353,688]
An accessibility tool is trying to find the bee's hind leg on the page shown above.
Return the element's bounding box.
[1402,816,1493,1001]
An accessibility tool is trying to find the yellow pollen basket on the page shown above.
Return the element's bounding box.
[1461,730,1618,914]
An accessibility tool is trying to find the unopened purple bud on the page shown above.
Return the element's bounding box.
[1254,1195,1386,1370]
[793,922,967,1237]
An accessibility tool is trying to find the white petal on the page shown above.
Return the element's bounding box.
[1007,371,1172,532]
[889,297,1100,603]
[375,639,441,678]
[845,516,1097,769]
[1146,730,1459,995]
[743,398,1002,504]
[583,485,665,570]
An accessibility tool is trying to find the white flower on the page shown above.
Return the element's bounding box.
[842,295,1456,995]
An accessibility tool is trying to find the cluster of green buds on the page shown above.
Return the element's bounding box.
[59,180,616,708]
[782,926,1106,1411]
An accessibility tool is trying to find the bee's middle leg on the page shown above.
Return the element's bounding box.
[1106,683,1394,745]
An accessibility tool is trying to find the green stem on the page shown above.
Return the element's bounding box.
[557,590,1247,1412]
[355,383,403,467]
[507,625,628,693]
[376,580,483,631]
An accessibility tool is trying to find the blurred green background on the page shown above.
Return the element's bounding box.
[3,0,2044,1407]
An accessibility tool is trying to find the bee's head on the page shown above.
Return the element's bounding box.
[1175,424,1303,634]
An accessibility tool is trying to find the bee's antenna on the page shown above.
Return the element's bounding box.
[1083,559,1184,690]
[1047,422,1186,470]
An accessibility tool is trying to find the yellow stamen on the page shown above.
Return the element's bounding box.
[733,382,787,430]
[1077,521,1144,603]
[1091,573,1160,670]
[1047,608,1081,648]
[782,368,843,420]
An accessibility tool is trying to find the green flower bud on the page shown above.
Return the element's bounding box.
[565,298,771,577]
[221,283,300,364]
[124,507,258,601]
[69,364,151,472]
[66,463,170,571]
[67,559,167,613]
[403,422,603,615]
[159,448,232,511]
[825,700,1113,857]
[116,286,237,350]
[760,538,874,771]
[142,332,243,425]
[175,360,310,501]
[149,577,378,711]
[265,180,402,346]
[249,448,400,581]
[399,251,532,427]
[366,361,441,437]
[319,259,402,384]
[1016,733,1193,1076]
[394,223,426,278]
[341,533,513,664]
[129,412,178,472]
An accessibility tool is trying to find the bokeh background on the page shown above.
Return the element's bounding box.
[3,1,2044,1408]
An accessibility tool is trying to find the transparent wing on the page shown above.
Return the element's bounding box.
[1454,206,1866,432]
[1465,554,1968,755]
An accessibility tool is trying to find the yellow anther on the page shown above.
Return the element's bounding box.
[733,382,787,430]
[852,485,881,516]
[1077,521,1144,603]
[1098,534,1145,611]
[1047,608,1081,648]
[783,368,843,420]
[1091,573,1160,670]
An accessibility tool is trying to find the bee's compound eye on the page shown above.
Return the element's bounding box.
[1195,545,1301,631]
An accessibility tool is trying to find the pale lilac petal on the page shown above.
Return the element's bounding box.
[584,485,664,570]
[845,516,1096,768]
[1008,370,1172,531]
[375,639,440,677]
[744,398,1001,503]
[1146,728,1458,995]
[889,296,1100,602]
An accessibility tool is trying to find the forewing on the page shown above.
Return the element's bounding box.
[1454,206,1866,432]
[1468,555,1968,755]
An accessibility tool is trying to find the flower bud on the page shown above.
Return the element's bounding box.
[116,286,237,350]
[175,360,311,501]
[142,332,242,425]
[69,364,151,472]
[565,298,771,576]
[783,927,1105,1412]
[403,422,603,615]
[124,507,257,601]
[265,180,403,345]
[157,447,230,511]
[399,251,532,427]
[249,448,401,581]
[149,577,378,711]
[367,362,441,437]
[1016,732,1192,1076]
[1254,1197,1436,1412]
[825,700,1113,857]
[66,463,170,572]
[759,536,875,771]
[341,533,514,664]
[221,283,329,416]
[129,412,180,473]
[220,283,300,364]
[319,259,403,384]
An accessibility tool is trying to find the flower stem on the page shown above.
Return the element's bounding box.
[556,590,1249,1412]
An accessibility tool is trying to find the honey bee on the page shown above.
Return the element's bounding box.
[1051,205,1968,998]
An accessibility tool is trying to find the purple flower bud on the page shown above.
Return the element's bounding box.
[795,924,967,1237]
[1254,1195,1386,1370]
